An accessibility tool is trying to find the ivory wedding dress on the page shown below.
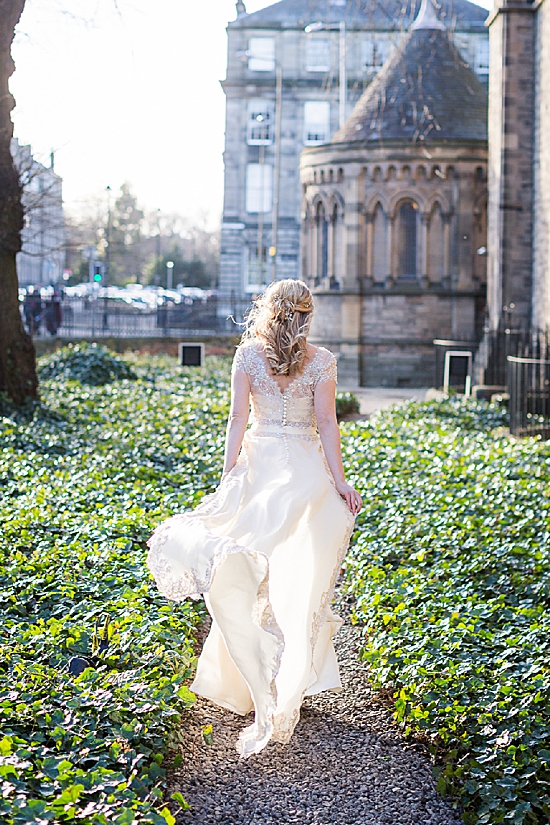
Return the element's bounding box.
[147,341,355,757]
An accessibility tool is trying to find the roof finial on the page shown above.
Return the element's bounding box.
[411,0,446,30]
[236,1,247,17]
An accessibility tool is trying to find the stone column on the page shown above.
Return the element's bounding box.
[327,208,336,286]
[443,215,451,289]
[419,213,429,287]
[533,0,550,330]
[341,170,361,291]
[365,213,374,287]
[486,0,537,328]
[385,213,395,287]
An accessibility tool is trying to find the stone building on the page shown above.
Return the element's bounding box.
[219,0,489,316]
[11,139,65,287]
[300,0,489,386]
[485,0,550,332]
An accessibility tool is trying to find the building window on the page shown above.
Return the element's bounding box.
[304,101,330,145]
[306,39,331,72]
[474,38,489,75]
[246,163,273,213]
[247,100,274,144]
[248,38,275,72]
[361,38,392,73]
[396,201,418,279]
[246,244,269,290]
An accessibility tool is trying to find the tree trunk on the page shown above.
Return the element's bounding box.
[0,0,38,405]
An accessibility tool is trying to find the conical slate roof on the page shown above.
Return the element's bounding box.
[332,20,488,144]
[232,0,487,31]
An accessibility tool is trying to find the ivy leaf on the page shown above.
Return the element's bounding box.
[170,791,190,810]
[159,807,176,825]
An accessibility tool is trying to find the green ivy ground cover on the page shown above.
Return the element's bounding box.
[0,354,231,825]
[3,351,549,825]
[343,400,550,824]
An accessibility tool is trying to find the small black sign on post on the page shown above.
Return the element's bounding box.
[179,342,205,368]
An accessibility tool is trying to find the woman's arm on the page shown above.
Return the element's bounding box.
[222,368,251,477]
[314,379,362,515]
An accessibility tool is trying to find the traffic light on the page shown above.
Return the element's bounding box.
[93,263,103,283]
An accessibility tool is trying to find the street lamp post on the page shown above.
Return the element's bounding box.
[156,208,161,285]
[270,63,283,282]
[237,48,283,286]
[103,185,112,331]
[166,260,174,290]
[305,20,347,129]
[339,21,346,129]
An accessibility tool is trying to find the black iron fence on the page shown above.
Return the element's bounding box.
[483,327,550,387]
[23,294,251,339]
[434,322,550,439]
[508,356,550,438]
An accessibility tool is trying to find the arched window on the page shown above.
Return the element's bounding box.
[316,201,328,282]
[396,200,418,279]
[372,202,387,282]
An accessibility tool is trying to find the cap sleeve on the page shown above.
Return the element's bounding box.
[232,344,249,375]
[314,350,337,387]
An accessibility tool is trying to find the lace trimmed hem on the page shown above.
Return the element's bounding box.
[146,459,285,759]
[270,500,355,745]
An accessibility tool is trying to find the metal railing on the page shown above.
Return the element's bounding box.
[22,295,251,339]
[434,324,550,439]
[508,355,550,438]
[481,327,549,387]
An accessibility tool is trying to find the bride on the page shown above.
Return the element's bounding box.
[147,279,362,758]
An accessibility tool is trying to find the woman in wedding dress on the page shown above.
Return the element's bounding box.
[147,279,362,758]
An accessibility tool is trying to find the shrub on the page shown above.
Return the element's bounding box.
[336,391,360,420]
[343,397,550,824]
[0,355,232,824]
[38,343,137,385]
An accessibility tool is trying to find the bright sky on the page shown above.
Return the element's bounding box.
[11,0,492,230]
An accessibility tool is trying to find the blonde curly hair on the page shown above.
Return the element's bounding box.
[242,279,315,377]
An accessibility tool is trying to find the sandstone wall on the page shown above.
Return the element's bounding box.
[533,0,550,328]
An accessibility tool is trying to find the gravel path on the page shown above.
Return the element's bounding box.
[169,587,462,825]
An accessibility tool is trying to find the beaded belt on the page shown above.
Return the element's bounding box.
[249,422,319,442]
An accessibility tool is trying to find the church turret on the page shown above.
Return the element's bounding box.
[299,0,489,387]
[411,0,446,31]
[332,0,487,146]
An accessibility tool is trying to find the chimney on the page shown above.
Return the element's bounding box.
[236,1,246,17]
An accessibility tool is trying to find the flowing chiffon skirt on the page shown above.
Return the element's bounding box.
[147,425,355,757]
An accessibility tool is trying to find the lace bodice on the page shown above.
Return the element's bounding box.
[232,341,337,431]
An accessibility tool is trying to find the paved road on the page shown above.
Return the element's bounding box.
[338,386,430,417]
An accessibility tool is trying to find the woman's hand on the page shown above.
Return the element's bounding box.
[335,480,363,516]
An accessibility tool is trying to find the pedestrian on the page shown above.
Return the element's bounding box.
[23,288,42,335]
[44,288,63,336]
[147,279,362,757]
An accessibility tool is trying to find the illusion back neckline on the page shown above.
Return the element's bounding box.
[256,345,322,396]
